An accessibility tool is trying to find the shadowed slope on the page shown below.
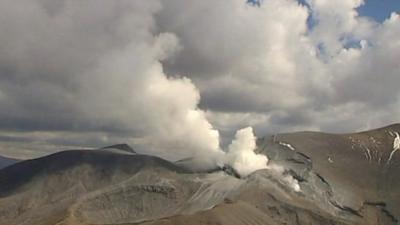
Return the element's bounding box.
[101,143,136,154]
[0,155,19,170]
[0,150,191,225]
[0,150,185,197]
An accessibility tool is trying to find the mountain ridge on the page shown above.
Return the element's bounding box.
[1,123,400,225]
[0,155,19,170]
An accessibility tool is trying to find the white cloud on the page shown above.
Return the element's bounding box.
[0,0,224,161]
[0,0,399,160]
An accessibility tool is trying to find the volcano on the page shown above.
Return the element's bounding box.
[0,124,399,225]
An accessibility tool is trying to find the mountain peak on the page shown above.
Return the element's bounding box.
[101,143,136,154]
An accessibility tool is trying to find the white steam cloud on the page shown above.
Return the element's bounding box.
[222,127,301,192]
[0,0,398,189]
[268,164,301,192]
[0,0,272,177]
[225,127,268,177]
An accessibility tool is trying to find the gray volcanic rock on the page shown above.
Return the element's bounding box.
[0,150,185,196]
[0,150,186,225]
[1,124,400,225]
[0,150,243,225]
[256,123,400,224]
[139,201,281,225]
[0,155,19,170]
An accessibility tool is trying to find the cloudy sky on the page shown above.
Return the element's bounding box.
[0,0,399,159]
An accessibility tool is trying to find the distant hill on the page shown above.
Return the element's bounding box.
[0,155,19,170]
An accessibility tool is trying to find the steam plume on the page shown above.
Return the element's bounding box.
[225,127,268,177]
[222,127,301,192]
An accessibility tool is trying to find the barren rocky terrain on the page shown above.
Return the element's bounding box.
[1,124,399,225]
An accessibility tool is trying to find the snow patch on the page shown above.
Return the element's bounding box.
[365,147,372,161]
[387,132,400,164]
[278,142,296,151]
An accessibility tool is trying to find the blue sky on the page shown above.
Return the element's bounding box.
[291,0,400,23]
[250,0,400,30]
[358,0,400,22]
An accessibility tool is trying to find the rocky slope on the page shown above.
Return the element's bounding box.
[0,124,399,225]
[256,123,400,224]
